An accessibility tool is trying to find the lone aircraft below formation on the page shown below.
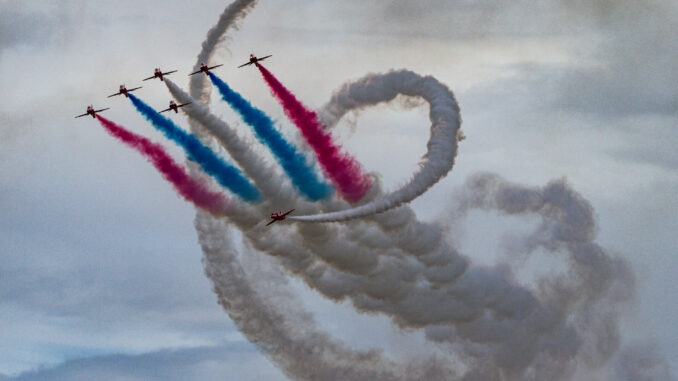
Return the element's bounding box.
[266,209,295,226]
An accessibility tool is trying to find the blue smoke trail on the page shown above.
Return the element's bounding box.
[128,93,260,202]
[208,72,333,201]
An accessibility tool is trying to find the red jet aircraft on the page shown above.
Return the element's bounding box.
[159,100,192,114]
[143,68,177,82]
[108,85,142,98]
[238,54,272,68]
[75,105,110,119]
[189,62,224,76]
[266,209,295,226]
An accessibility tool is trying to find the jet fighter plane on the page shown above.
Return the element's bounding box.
[189,62,224,76]
[108,84,142,98]
[75,105,110,119]
[143,68,177,82]
[159,100,192,114]
[266,209,295,226]
[238,54,272,68]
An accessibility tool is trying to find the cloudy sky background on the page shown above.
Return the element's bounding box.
[1,0,676,379]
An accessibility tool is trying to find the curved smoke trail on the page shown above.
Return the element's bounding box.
[172,1,668,380]
[257,64,373,202]
[190,0,259,102]
[208,72,333,201]
[166,77,448,293]
[199,215,458,381]
[128,93,261,202]
[177,1,438,380]
[95,116,229,216]
[289,69,462,222]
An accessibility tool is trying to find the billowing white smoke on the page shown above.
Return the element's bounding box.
[197,215,450,381]
[289,70,463,222]
[180,1,451,379]
[178,1,670,380]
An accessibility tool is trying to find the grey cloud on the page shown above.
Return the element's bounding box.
[464,60,678,173]
[558,3,678,117]
[613,343,673,381]
[510,1,678,117]
[9,344,285,381]
[609,128,678,170]
[333,1,579,39]
[0,6,53,50]
[341,0,678,116]
[0,2,84,56]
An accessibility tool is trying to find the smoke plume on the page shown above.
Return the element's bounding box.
[257,64,372,202]
[289,69,463,222]
[96,115,228,216]
[128,93,261,202]
[208,72,333,201]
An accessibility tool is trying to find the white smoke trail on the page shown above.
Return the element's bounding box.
[167,77,456,283]
[166,78,405,278]
[172,63,458,281]
[189,0,259,104]
[197,214,453,381]
[177,1,669,380]
[180,1,458,379]
[180,1,402,378]
[289,70,462,222]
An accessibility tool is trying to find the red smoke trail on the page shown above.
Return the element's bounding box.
[96,115,228,216]
[257,64,372,202]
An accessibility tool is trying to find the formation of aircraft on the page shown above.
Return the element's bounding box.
[77,56,295,226]
[238,54,272,68]
[108,85,142,98]
[143,68,177,82]
[75,105,110,119]
[159,100,192,114]
[79,55,273,117]
[266,209,295,226]
[189,62,224,76]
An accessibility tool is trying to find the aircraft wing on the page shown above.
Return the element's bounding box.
[74,113,89,118]
[142,75,155,81]
[265,219,277,226]
[207,64,223,70]
[282,208,295,216]
[259,55,272,61]
[159,108,172,113]
[107,92,121,98]
[177,102,192,108]
[128,87,142,92]
[163,70,177,75]
[188,70,202,76]
[238,61,253,68]
[94,108,110,113]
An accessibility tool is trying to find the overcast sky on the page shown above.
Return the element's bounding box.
[1,1,676,379]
